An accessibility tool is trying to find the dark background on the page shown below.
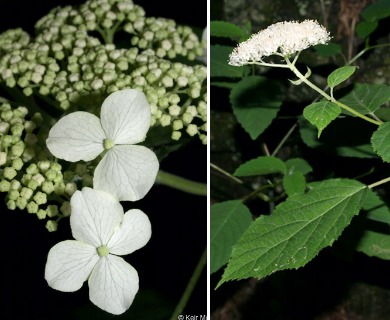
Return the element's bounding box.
[0,1,207,319]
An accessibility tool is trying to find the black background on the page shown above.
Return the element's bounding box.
[0,1,207,319]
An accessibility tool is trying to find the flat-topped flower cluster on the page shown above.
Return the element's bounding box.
[229,20,331,66]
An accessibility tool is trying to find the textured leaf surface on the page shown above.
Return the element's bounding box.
[210,45,247,78]
[210,21,248,39]
[234,156,286,177]
[217,179,367,287]
[210,200,252,274]
[303,101,341,138]
[356,20,378,38]
[338,83,390,116]
[371,121,390,162]
[285,158,312,175]
[356,231,390,260]
[363,189,390,224]
[299,117,377,158]
[230,76,283,140]
[327,66,356,88]
[283,171,306,197]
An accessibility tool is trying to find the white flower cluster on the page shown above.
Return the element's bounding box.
[229,20,331,66]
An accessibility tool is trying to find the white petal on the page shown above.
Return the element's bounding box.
[100,89,151,145]
[93,145,159,201]
[45,240,98,292]
[108,209,152,256]
[46,112,105,161]
[70,188,124,247]
[88,255,139,315]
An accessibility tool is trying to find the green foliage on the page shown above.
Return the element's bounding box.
[234,156,286,176]
[303,101,341,138]
[338,83,390,116]
[210,21,249,40]
[230,76,283,140]
[371,121,390,162]
[327,66,357,88]
[356,0,390,38]
[283,171,306,196]
[210,200,253,274]
[313,43,341,57]
[217,179,367,287]
[210,45,248,78]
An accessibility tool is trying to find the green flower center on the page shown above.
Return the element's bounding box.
[97,245,109,257]
[103,139,115,150]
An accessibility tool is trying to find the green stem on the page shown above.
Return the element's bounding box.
[368,176,390,189]
[284,57,382,126]
[169,248,206,320]
[156,170,207,196]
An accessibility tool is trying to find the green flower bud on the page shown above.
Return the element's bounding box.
[171,131,181,141]
[60,201,71,217]
[46,220,58,232]
[0,180,11,192]
[42,180,55,194]
[20,187,33,200]
[186,124,198,136]
[33,191,47,205]
[16,197,27,210]
[7,199,16,210]
[4,167,17,180]
[27,201,39,214]
[36,209,47,220]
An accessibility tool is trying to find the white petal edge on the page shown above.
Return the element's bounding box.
[100,89,151,145]
[46,112,106,162]
[88,255,139,315]
[45,240,99,292]
[70,188,124,247]
[93,145,159,201]
[108,209,152,256]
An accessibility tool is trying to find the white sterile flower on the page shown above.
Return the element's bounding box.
[229,20,331,66]
[46,89,159,201]
[45,187,152,315]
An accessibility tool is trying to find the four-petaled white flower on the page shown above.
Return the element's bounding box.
[45,187,152,315]
[46,89,159,201]
[229,20,331,66]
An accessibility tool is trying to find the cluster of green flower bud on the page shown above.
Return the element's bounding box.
[34,0,205,61]
[0,102,96,231]
[0,0,207,143]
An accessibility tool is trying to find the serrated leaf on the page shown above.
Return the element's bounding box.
[234,156,286,177]
[210,200,253,274]
[361,0,390,21]
[217,179,367,287]
[338,83,390,116]
[285,158,313,175]
[230,76,283,140]
[313,43,341,57]
[211,45,248,78]
[299,116,377,158]
[363,189,390,224]
[356,20,378,38]
[327,66,356,88]
[210,21,248,39]
[356,231,390,260]
[283,171,306,197]
[371,121,390,162]
[303,101,341,138]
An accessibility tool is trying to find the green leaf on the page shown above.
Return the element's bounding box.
[363,189,390,224]
[338,83,390,116]
[356,20,378,38]
[285,158,313,175]
[299,116,377,158]
[361,0,390,21]
[327,66,357,88]
[210,45,248,78]
[313,43,341,57]
[234,156,286,177]
[371,121,390,162]
[303,101,341,138]
[217,179,367,287]
[210,200,253,274]
[356,231,390,260]
[210,21,248,39]
[230,76,283,140]
[283,171,306,197]
[211,81,236,89]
